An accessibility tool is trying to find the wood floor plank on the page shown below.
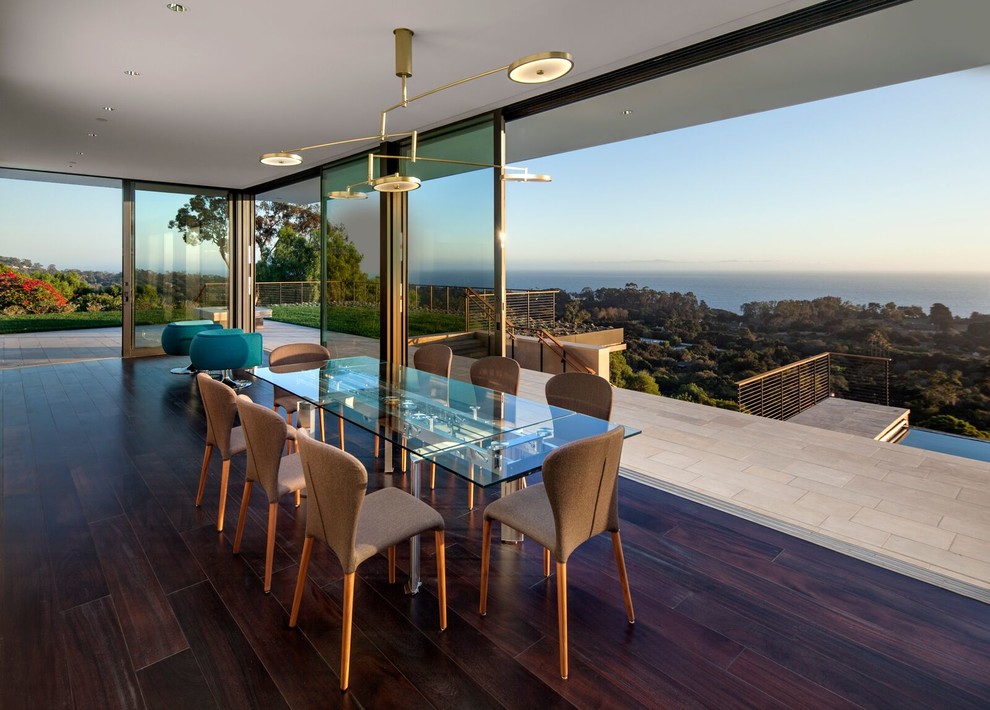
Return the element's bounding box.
[169,581,289,710]
[90,514,189,669]
[0,492,73,709]
[39,460,110,611]
[71,462,125,523]
[181,524,351,709]
[111,471,207,594]
[137,649,219,710]
[60,596,144,710]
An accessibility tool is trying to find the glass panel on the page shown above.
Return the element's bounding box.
[132,185,228,350]
[322,156,381,355]
[404,119,494,354]
[254,178,321,341]
[0,169,122,338]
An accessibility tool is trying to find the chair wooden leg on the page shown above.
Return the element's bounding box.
[319,409,326,442]
[543,547,551,577]
[612,531,635,624]
[556,561,569,679]
[294,489,301,507]
[196,445,213,507]
[289,537,314,627]
[467,463,476,510]
[217,459,231,532]
[337,412,345,450]
[388,546,396,584]
[264,502,278,593]
[340,572,356,691]
[479,517,492,616]
[435,530,447,631]
[430,463,436,490]
[233,480,253,553]
[374,433,380,458]
[284,411,293,454]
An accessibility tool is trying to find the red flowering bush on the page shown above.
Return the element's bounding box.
[0,266,71,314]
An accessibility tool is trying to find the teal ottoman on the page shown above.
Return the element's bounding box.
[161,320,223,374]
[189,328,263,389]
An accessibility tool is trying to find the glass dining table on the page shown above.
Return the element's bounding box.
[252,356,639,592]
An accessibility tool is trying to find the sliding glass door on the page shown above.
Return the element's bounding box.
[123,183,229,356]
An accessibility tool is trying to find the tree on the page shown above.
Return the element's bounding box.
[930,302,954,331]
[256,226,318,282]
[168,195,230,265]
[326,223,365,285]
[255,201,321,256]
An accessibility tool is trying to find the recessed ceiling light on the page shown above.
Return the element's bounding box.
[103,106,114,111]
[166,3,188,12]
[76,152,85,156]
[124,70,141,77]
[87,133,98,137]
[621,109,634,116]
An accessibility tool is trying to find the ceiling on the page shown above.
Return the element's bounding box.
[4,1,988,192]
[0,0,822,189]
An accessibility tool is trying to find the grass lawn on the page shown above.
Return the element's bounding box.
[271,305,463,339]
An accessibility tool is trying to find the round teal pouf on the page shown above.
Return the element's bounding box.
[161,320,222,374]
[189,328,263,388]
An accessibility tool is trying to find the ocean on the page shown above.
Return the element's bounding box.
[417,269,989,316]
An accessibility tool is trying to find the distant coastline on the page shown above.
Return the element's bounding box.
[416,269,989,317]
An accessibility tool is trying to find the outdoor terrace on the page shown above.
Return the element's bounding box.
[2,323,989,707]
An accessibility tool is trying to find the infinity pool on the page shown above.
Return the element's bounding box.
[900,428,990,464]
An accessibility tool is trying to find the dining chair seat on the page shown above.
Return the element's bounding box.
[234,396,308,593]
[196,373,249,532]
[480,426,634,680]
[290,430,447,691]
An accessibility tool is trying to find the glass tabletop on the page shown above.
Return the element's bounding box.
[252,356,587,484]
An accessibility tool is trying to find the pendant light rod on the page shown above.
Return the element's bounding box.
[263,27,572,168]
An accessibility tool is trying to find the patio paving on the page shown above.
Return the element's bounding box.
[4,320,989,601]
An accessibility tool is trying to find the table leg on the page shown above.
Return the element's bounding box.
[405,457,424,595]
[383,426,394,474]
[500,479,526,543]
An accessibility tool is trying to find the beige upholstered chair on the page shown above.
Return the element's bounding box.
[269,343,340,451]
[545,371,613,420]
[195,372,248,532]
[233,396,307,593]
[452,355,522,508]
[413,342,453,377]
[479,426,634,680]
[289,430,447,691]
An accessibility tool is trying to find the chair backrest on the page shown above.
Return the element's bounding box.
[270,343,332,402]
[196,372,239,457]
[470,356,521,396]
[541,425,625,562]
[270,342,333,367]
[235,395,289,502]
[413,343,452,378]
[545,372,613,421]
[295,430,368,574]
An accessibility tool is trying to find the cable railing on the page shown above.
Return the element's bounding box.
[464,288,593,374]
[466,288,557,331]
[736,353,891,419]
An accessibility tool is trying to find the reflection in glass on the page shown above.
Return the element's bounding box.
[133,187,228,349]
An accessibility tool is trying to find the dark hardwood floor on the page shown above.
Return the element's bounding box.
[3,356,990,709]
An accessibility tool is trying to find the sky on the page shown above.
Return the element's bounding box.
[505,65,990,273]
[1,65,988,275]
